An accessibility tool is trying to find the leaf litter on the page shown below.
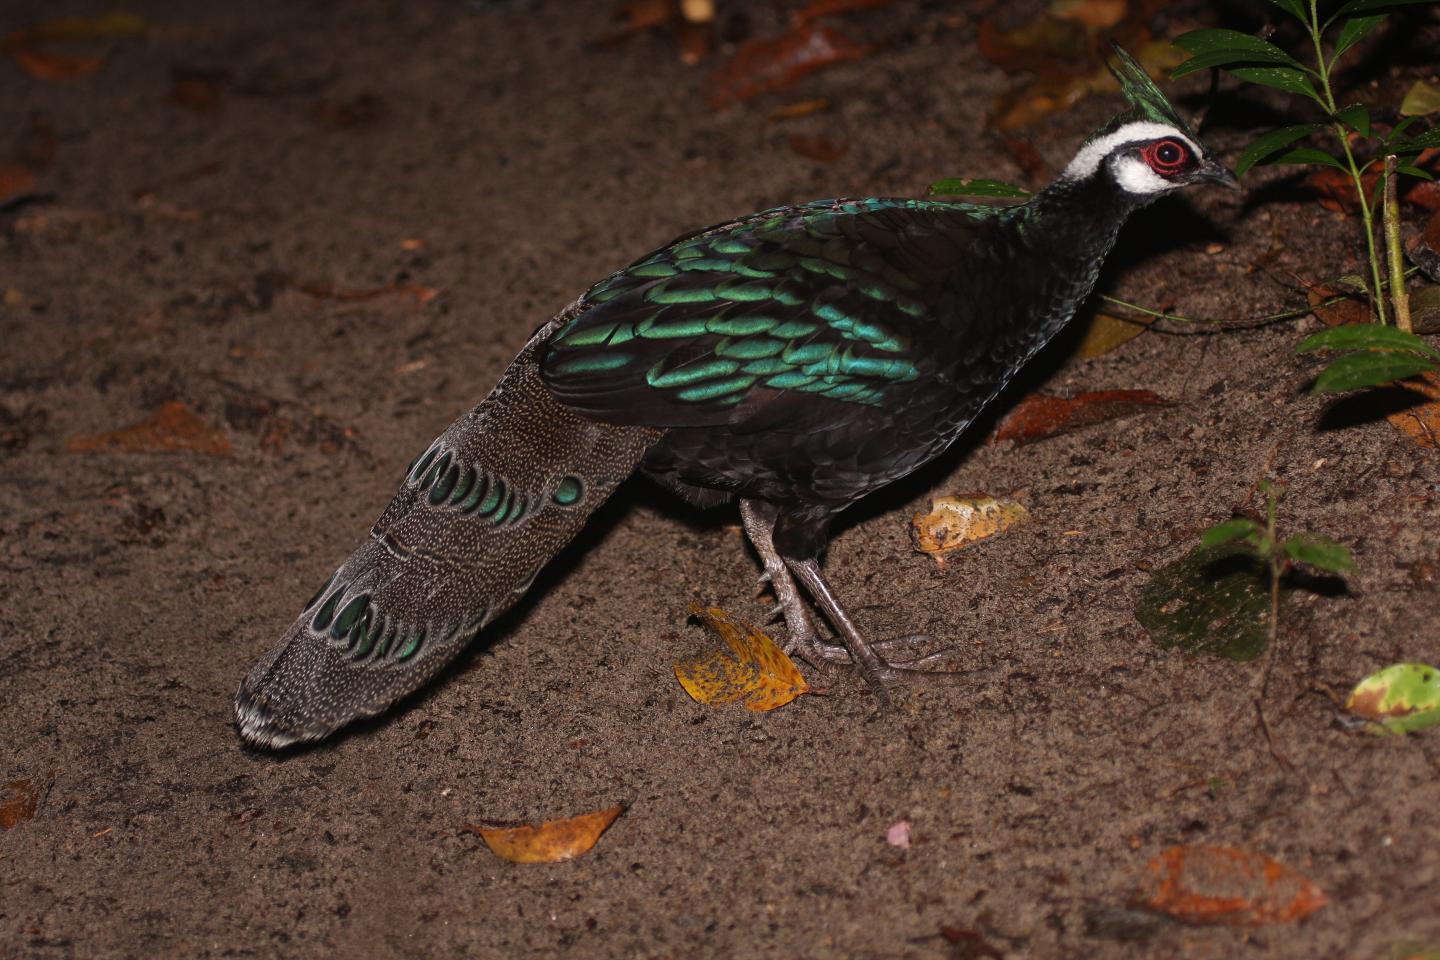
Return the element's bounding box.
[466,805,624,864]
[1138,844,1327,927]
[675,605,809,711]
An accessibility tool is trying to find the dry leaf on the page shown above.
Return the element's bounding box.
[0,779,39,830]
[787,133,846,162]
[993,389,1170,445]
[68,401,233,457]
[1401,79,1440,117]
[1074,311,1151,358]
[1049,0,1128,29]
[768,98,830,121]
[1386,370,1440,448]
[910,494,1027,565]
[675,605,809,711]
[294,282,437,306]
[1139,844,1327,927]
[1307,284,1371,327]
[706,22,871,108]
[792,0,895,25]
[10,47,103,79]
[467,805,624,864]
[0,163,37,205]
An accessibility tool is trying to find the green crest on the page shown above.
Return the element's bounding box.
[1103,44,1199,140]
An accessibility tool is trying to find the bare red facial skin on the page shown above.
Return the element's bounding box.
[1141,139,1189,177]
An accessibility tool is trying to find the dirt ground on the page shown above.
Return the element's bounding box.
[3,1,1440,957]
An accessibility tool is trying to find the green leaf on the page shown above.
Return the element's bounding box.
[925,178,1030,199]
[1401,79,1440,117]
[1332,14,1387,59]
[1398,164,1435,180]
[1265,146,1345,169]
[1337,0,1439,15]
[1235,124,1322,176]
[1391,127,1440,152]
[1283,533,1354,572]
[1386,116,1421,144]
[1201,517,1262,548]
[1172,49,1300,79]
[1311,351,1438,393]
[1333,103,1371,138]
[1265,0,1309,19]
[1347,663,1440,735]
[1172,28,1306,67]
[1229,66,1322,101]
[1296,323,1440,358]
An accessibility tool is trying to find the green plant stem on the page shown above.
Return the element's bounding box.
[1310,0,1388,325]
[1100,293,1353,333]
[1384,154,1414,333]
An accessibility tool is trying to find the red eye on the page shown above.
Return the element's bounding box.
[1143,139,1188,176]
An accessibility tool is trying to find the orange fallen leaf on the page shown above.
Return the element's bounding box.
[1049,0,1128,29]
[910,494,1027,566]
[993,390,1170,445]
[68,401,233,457]
[467,804,624,863]
[1386,370,1440,449]
[0,779,39,830]
[1139,844,1327,926]
[706,22,871,108]
[10,47,104,79]
[676,605,809,711]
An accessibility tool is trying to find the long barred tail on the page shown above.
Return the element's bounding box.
[234,315,660,749]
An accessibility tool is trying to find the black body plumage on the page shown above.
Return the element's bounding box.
[235,49,1236,748]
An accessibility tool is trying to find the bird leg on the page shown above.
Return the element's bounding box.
[739,499,829,666]
[737,503,961,699]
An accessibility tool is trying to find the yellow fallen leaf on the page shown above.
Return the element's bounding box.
[910,494,1027,566]
[1401,79,1440,117]
[1073,311,1151,359]
[467,804,624,864]
[675,604,809,711]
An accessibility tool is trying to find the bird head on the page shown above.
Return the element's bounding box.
[1061,46,1238,198]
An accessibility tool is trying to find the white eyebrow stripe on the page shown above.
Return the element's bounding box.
[1062,121,1201,180]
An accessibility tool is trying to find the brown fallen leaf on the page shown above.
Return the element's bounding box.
[1386,370,1440,449]
[0,163,37,205]
[706,22,871,108]
[1138,844,1327,927]
[792,0,895,26]
[787,133,846,163]
[467,805,624,864]
[68,401,233,457]
[0,779,39,830]
[10,47,103,79]
[992,389,1170,446]
[294,282,437,306]
[1306,284,1371,327]
[910,494,1027,566]
[675,605,809,711]
[1073,311,1151,359]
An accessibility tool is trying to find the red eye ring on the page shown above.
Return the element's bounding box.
[1142,139,1188,176]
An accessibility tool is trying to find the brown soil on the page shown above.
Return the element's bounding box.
[3,2,1439,958]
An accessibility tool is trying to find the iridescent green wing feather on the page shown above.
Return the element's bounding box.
[540,198,986,427]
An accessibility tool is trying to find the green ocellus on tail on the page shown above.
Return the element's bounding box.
[235,47,1236,749]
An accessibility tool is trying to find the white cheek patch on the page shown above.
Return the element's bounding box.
[1111,156,1173,194]
[1063,121,1200,180]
